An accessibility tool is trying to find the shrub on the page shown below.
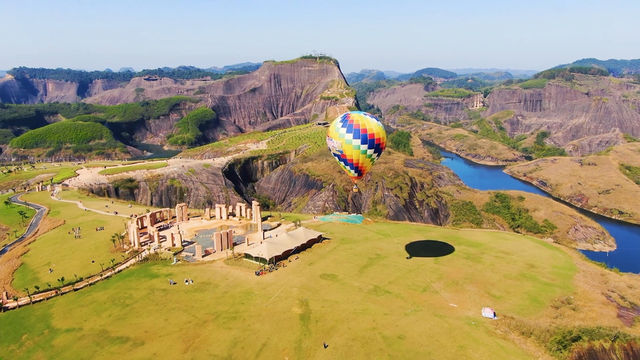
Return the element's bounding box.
[450,200,483,227]
[483,192,554,234]
[388,130,413,156]
[620,164,640,185]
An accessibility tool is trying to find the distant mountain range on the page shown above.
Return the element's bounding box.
[554,58,640,76]
[0,70,6,77]
[346,67,535,85]
[449,68,538,78]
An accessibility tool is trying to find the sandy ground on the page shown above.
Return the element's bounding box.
[64,141,267,188]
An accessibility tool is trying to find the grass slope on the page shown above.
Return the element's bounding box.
[0,164,80,191]
[11,192,128,292]
[98,162,168,175]
[0,220,576,359]
[9,121,115,149]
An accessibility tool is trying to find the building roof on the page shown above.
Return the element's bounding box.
[244,227,323,261]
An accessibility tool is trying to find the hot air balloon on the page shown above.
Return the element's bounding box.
[326,111,387,192]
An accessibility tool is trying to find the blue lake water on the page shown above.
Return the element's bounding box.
[440,150,640,273]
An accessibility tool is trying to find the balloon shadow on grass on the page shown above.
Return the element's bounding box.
[405,240,455,259]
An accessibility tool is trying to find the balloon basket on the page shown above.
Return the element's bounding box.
[352,185,359,193]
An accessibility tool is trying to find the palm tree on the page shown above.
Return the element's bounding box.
[3,198,11,207]
[34,285,40,294]
[57,277,65,289]
[17,210,28,226]
[23,287,31,304]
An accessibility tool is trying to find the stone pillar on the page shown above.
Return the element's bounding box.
[221,231,229,251]
[1,291,8,305]
[235,203,241,218]
[174,231,182,247]
[204,207,211,220]
[175,204,183,222]
[182,205,188,222]
[195,244,203,259]
[221,206,228,220]
[246,208,251,221]
[215,205,222,220]
[227,229,234,249]
[149,227,160,247]
[214,232,223,251]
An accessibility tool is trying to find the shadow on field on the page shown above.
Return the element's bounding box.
[405,240,455,259]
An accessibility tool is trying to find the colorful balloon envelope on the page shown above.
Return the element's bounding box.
[326,111,387,185]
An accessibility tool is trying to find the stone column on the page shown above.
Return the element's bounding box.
[182,205,188,222]
[150,227,159,246]
[227,229,234,249]
[246,208,251,221]
[174,231,182,247]
[134,229,140,249]
[195,244,203,259]
[204,207,211,220]
[214,232,223,251]
[1,291,8,305]
[221,231,228,250]
[221,206,228,220]
[175,204,183,222]
[235,203,241,218]
[215,205,222,220]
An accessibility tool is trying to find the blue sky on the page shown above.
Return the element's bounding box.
[1,0,638,73]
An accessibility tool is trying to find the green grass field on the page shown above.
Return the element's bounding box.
[0,193,36,247]
[58,189,160,217]
[12,192,128,293]
[0,164,80,191]
[98,162,168,175]
[1,220,576,359]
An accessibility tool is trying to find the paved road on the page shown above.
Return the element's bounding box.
[0,193,47,256]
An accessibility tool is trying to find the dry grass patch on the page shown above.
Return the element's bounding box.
[505,143,640,224]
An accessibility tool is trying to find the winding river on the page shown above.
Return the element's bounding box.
[439,150,640,274]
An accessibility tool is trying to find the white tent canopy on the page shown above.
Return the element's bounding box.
[244,227,323,262]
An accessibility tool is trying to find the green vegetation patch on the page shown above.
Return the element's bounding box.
[388,130,413,156]
[518,78,548,89]
[98,162,168,175]
[483,192,557,234]
[9,121,115,149]
[166,107,217,146]
[521,131,567,158]
[534,66,609,81]
[620,163,640,185]
[450,200,483,227]
[425,88,477,98]
[99,96,195,123]
[623,133,639,143]
[0,129,15,144]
